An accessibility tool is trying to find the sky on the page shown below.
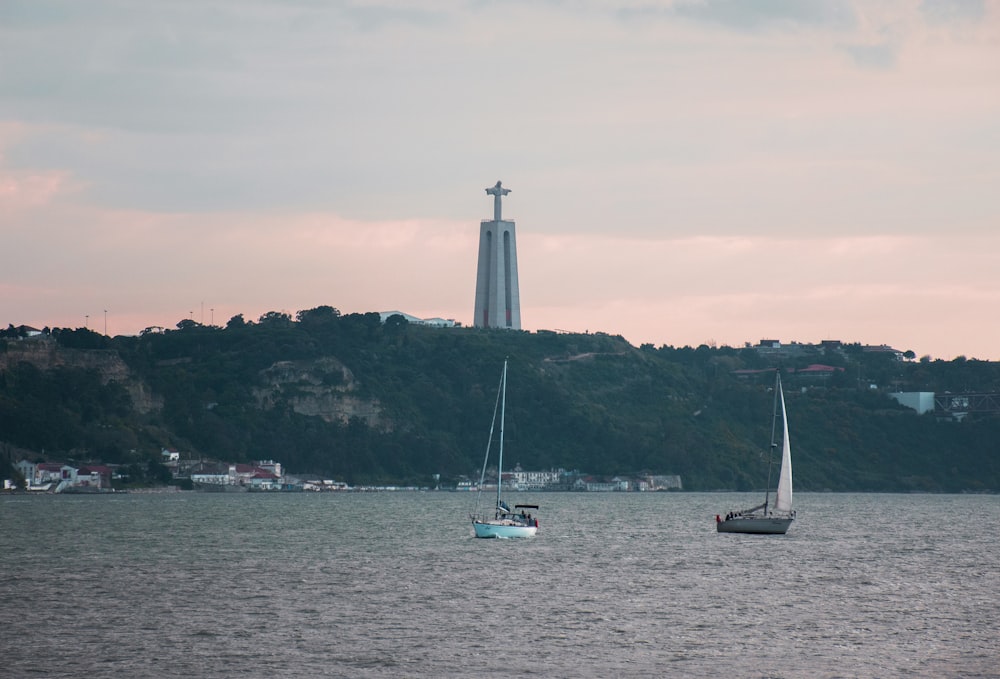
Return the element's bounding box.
[2,0,998,360]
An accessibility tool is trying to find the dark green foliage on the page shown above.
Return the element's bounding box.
[0,361,132,455]
[2,312,999,491]
[52,327,112,350]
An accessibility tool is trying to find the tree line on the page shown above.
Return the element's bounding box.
[2,307,999,491]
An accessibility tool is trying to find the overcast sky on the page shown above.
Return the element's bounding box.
[2,0,998,359]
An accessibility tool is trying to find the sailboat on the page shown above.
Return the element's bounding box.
[470,359,539,539]
[716,371,795,535]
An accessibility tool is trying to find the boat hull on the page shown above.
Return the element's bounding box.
[717,517,793,535]
[472,521,537,539]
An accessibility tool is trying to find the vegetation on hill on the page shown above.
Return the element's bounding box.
[2,309,999,492]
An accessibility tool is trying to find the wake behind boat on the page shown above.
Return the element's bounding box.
[717,371,795,535]
[470,359,539,539]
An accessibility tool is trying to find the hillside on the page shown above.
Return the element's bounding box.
[2,309,999,492]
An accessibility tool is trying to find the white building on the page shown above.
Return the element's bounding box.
[647,475,683,490]
[509,467,561,490]
[890,392,935,415]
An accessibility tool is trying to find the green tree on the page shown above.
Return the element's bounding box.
[258,311,292,326]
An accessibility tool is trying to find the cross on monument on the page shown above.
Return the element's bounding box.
[485,180,511,221]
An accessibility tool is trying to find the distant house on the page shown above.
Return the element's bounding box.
[794,363,843,373]
[574,476,629,492]
[509,466,561,490]
[191,461,286,489]
[2,325,44,339]
[191,472,231,487]
[255,460,282,478]
[862,344,904,360]
[16,461,72,486]
[791,364,845,381]
[76,465,112,489]
[378,311,458,328]
[15,461,41,486]
[248,468,280,490]
[14,461,113,490]
[648,475,683,491]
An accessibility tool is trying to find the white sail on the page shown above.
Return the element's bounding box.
[773,380,793,513]
[717,371,794,534]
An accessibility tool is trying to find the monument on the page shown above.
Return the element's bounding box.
[473,181,521,330]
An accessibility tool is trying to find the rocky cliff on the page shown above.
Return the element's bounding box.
[1,338,162,414]
[254,357,387,429]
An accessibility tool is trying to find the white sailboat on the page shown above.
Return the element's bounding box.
[717,371,795,535]
[471,359,539,539]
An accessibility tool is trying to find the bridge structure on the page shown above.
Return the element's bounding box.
[934,393,1000,417]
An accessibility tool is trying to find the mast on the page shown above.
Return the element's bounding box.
[475,360,505,517]
[763,371,781,512]
[496,359,507,511]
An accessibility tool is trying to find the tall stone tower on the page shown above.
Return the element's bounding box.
[473,180,521,329]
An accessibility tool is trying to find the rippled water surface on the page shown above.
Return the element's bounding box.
[2,492,998,678]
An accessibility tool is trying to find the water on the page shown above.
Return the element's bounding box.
[1,492,997,678]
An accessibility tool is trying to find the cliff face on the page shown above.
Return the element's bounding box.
[253,357,387,430]
[1,338,162,414]
[2,339,386,430]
